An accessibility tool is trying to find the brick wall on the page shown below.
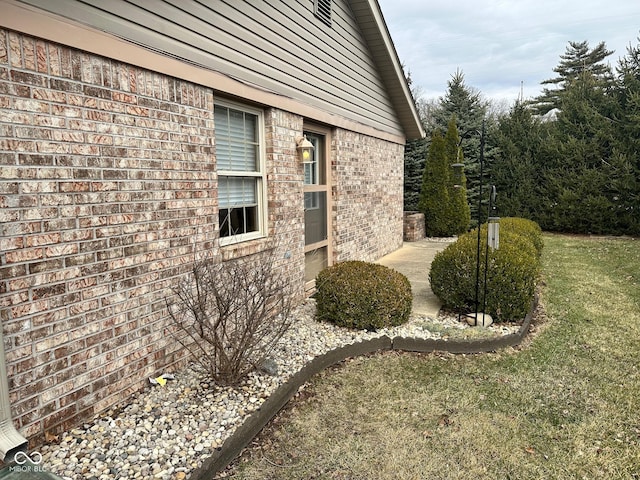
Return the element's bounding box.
[331,129,404,262]
[0,29,305,443]
[403,211,426,241]
[0,27,401,445]
[263,109,305,280]
[0,27,218,441]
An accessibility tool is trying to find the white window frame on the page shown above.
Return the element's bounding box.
[215,100,267,246]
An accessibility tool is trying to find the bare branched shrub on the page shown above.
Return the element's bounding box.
[167,246,294,385]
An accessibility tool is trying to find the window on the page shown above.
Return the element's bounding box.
[215,102,265,244]
[314,0,331,27]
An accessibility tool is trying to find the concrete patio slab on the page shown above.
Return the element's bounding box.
[377,239,455,317]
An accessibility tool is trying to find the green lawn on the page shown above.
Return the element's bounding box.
[221,234,640,479]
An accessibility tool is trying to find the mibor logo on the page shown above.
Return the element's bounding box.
[10,451,46,473]
[14,451,43,465]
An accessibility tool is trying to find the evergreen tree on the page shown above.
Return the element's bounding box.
[547,66,619,233]
[434,69,486,130]
[402,63,432,211]
[405,34,640,236]
[492,100,547,223]
[616,38,640,153]
[418,130,450,236]
[609,38,640,233]
[531,41,614,115]
[404,139,428,211]
[492,37,639,235]
[443,116,470,234]
[436,70,490,225]
[402,70,491,223]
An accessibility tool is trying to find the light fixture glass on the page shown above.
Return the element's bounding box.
[297,135,314,164]
[488,217,500,249]
[451,162,464,188]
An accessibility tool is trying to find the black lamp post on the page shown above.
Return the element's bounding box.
[453,119,498,326]
[473,120,486,325]
[482,185,499,319]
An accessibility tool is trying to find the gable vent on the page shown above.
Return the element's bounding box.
[314,0,332,27]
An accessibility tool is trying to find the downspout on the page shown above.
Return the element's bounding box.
[0,326,28,462]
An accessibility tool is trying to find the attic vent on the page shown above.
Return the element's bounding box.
[314,0,332,26]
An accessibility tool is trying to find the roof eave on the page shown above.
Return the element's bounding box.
[350,0,425,140]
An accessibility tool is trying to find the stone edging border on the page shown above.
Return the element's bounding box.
[190,295,537,480]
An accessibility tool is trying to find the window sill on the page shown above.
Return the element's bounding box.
[219,230,263,247]
[220,235,272,261]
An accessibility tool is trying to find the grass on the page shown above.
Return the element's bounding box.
[220,234,640,479]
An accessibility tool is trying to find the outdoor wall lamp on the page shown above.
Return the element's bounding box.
[296,135,314,164]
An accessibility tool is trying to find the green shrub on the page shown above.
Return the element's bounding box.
[418,130,451,237]
[429,220,541,322]
[499,217,544,257]
[315,261,412,331]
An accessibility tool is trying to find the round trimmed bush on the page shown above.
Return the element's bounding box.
[315,261,412,331]
[499,217,544,257]
[429,221,541,322]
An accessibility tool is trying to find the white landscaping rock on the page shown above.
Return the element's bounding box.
[38,300,513,479]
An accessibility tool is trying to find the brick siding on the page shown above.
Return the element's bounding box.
[403,211,426,241]
[332,129,404,262]
[0,28,401,444]
[0,28,221,441]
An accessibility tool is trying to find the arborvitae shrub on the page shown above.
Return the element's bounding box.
[429,218,542,322]
[444,116,471,235]
[418,131,451,237]
[315,261,412,330]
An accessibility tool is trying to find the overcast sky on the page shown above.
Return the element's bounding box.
[377,0,640,106]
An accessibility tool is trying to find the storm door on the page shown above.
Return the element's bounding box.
[303,129,331,289]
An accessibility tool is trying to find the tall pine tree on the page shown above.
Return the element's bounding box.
[403,70,491,221]
[404,139,428,211]
[492,100,546,222]
[436,70,490,225]
[548,54,619,233]
[492,38,639,235]
[531,41,614,116]
[612,39,640,233]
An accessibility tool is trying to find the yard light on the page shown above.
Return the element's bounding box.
[481,185,499,323]
[451,163,464,188]
[473,120,486,326]
[488,217,500,250]
[488,187,499,250]
[451,120,489,326]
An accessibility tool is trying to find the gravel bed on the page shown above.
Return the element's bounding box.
[39,300,518,480]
